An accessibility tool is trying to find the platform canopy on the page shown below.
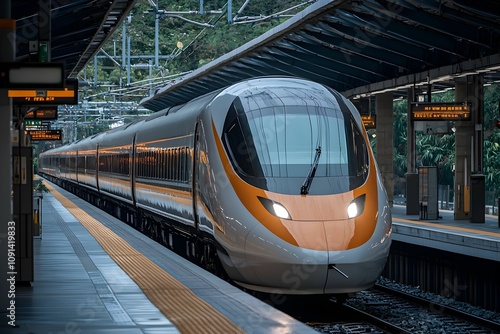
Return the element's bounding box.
[141,0,500,112]
[12,0,138,78]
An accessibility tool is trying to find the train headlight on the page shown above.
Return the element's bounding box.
[272,203,291,219]
[347,202,358,218]
[347,194,366,219]
[258,197,291,220]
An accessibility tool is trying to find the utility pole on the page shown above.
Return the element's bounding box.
[154,2,159,68]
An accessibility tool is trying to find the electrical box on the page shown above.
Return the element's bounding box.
[418,166,438,220]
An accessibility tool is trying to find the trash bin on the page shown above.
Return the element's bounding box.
[470,174,485,223]
[33,193,43,238]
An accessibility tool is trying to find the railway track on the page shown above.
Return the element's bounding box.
[372,283,500,333]
[317,284,500,334]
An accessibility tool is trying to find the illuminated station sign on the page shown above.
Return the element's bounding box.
[8,78,78,105]
[361,115,376,129]
[411,103,471,121]
[26,129,62,141]
[24,107,58,120]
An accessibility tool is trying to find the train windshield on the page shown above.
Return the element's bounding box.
[222,88,369,195]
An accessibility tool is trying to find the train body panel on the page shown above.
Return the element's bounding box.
[133,96,210,228]
[73,133,105,191]
[60,142,78,182]
[97,123,138,203]
[39,77,392,295]
[39,146,62,178]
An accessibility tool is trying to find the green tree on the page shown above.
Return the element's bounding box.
[416,132,455,186]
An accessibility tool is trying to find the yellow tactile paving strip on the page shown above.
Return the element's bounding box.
[45,182,244,334]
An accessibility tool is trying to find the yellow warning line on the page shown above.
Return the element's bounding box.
[45,182,244,334]
[393,217,500,238]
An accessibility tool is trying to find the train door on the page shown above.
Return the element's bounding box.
[95,143,100,191]
[131,133,137,206]
[192,121,216,234]
[192,122,201,232]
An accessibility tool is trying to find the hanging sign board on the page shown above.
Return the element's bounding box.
[26,129,62,141]
[8,78,78,105]
[24,107,58,120]
[411,102,471,121]
[0,62,64,88]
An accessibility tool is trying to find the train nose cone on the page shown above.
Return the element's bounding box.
[243,224,329,294]
[279,219,357,251]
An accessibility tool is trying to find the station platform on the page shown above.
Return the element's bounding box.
[5,180,317,334]
[391,205,500,261]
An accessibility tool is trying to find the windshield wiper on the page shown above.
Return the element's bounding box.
[300,146,321,195]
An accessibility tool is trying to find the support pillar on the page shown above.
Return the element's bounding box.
[376,92,394,206]
[406,87,416,173]
[406,87,419,214]
[0,0,14,313]
[454,76,484,220]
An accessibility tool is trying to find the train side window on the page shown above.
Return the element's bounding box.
[167,149,172,180]
[136,152,140,177]
[98,155,103,172]
[180,147,185,181]
[177,148,181,181]
[151,150,155,178]
[159,149,163,179]
[179,148,183,181]
[172,148,176,180]
[175,148,179,181]
[142,151,146,177]
[156,150,160,179]
[118,154,121,174]
[171,148,175,180]
[112,155,116,174]
[105,155,109,173]
[150,150,154,178]
[124,154,126,175]
[184,147,188,182]
[165,149,169,180]
[139,152,143,177]
[147,151,151,178]
[160,150,164,179]
[78,156,85,170]
[147,150,150,178]
[170,149,174,181]
[157,150,161,179]
[153,150,156,178]
[166,149,169,180]
[121,153,128,175]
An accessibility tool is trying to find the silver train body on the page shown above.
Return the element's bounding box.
[40,77,392,295]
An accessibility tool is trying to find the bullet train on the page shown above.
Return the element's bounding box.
[39,77,392,295]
